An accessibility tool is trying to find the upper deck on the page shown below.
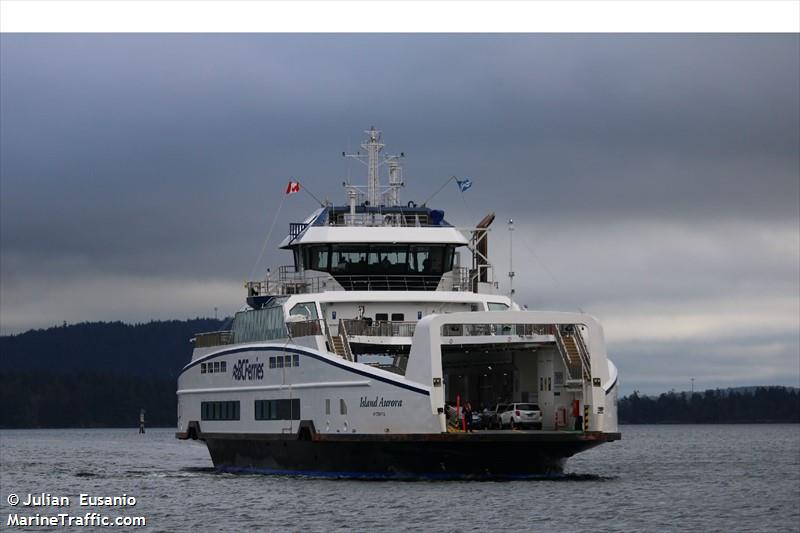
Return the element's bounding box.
[253,127,495,298]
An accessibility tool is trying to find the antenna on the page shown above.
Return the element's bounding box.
[343,127,384,206]
[508,218,515,299]
[386,155,404,206]
[342,127,405,207]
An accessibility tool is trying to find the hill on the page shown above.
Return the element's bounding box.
[0,319,224,428]
[618,388,800,424]
[1,319,224,378]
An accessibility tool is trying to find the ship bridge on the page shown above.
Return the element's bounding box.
[251,127,494,297]
[279,206,469,291]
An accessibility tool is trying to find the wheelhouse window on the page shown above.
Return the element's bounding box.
[368,247,409,274]
[488,302,510,311]
[299,244,456,277]
[305,246,329,271]
[331,247,368,274]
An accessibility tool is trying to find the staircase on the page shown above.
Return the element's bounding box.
[561,334,584,380]
[330,335,348,358]
[554,327,592,385]
[325,319,354,362]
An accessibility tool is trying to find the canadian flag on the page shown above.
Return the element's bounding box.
[285,181,300,194]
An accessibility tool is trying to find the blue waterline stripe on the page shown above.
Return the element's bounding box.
[180,344,430,396]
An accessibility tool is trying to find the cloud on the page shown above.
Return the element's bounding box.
[0,275,241,333]
[1,34,798,393]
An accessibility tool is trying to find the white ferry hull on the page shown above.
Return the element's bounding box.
[176,128,622,477]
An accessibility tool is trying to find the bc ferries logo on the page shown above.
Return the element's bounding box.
[232,358,264,381]
[359,396,403,408]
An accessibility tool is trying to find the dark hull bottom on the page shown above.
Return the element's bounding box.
[201,431,620,479]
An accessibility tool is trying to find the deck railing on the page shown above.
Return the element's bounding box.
[286,318,326,338]
[440,323,555,337]
[247,267,469,295]
[194,330,234,348]
[341,319,417,338]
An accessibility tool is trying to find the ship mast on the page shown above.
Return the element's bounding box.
[344,126,404,208]
[365,127,384,206]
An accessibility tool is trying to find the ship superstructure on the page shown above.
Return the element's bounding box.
[176,128,620,477]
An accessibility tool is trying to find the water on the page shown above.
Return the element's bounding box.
[1,425,798,532]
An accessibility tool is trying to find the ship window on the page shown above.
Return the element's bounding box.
[409,245,447,275]
[201,401,240,421]
[254,399,300,420]
[201,363,206,374]
[340,399,347,415]
[269,356,276,369]
[220,361,227,372]
[290,302,318,320]
[368,247,409,274]
[232,305,288,343]
[488,302,510,311]
[391,313,404,321]
[305,244,456,280]
[293,354,300,367]
[276,356,284,368]
[305,246,330,271]
[375,313,389,322]
[284,355,292,368]
[325,399,331,415]
[331,247,368,274]
[213,361,220,372]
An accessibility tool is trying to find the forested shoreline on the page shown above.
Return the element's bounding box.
[0,319,221,429]
[618,387,800,424]
[1,320,797,428]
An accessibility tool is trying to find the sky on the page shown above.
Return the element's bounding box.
[1,34,798,394]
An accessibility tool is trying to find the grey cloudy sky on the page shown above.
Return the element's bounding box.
[1,34,798,394]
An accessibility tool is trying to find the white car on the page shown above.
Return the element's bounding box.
[499,403,543,430]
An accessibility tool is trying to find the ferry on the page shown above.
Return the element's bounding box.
[176,128,620,478]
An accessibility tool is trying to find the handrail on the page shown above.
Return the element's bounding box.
[337,319,354,362]
[439,323,552,337]
[247,269,469,295]
[285,318,325,338]
[330,274,442,291]
[194,330,234,348]
[571,328,592,376]
[322,320,336,354]
[341,319,417,338]
[288,223,308,240]
[553,328,583,382]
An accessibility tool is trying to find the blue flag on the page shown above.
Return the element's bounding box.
[456,178,473,193]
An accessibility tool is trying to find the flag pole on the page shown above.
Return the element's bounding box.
[296,179,326,207]
[421,175,457,206]
[249,193,287,280]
